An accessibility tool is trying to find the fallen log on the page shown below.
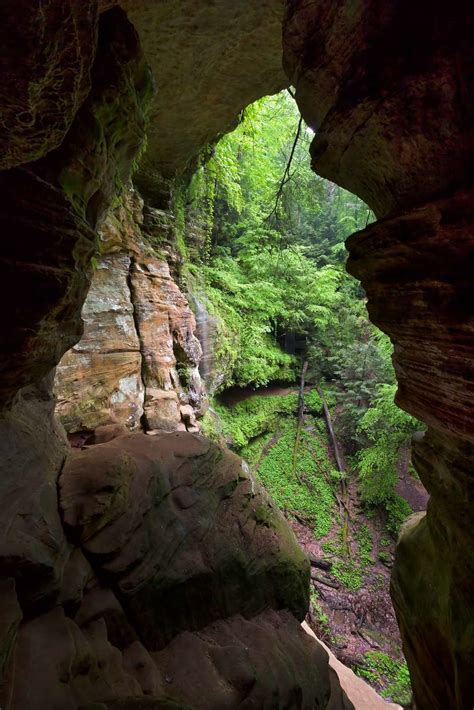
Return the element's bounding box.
[357,628,380,650]
[308,553,332,571]
[310,570,341,589]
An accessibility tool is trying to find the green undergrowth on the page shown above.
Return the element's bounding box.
[321,523,375,592]
[207,390,337,539]
[256,421,336,538]
[356,651,412,706]
[310,587,331,640]
[209,390,323,450]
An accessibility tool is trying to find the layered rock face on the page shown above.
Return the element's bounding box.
[0,6,152,406]
[284,2,474,707]
[55,190,203,434]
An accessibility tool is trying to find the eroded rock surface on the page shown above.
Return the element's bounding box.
[0,6,152,405]
[283,0,474,217]
[153,610,332,709]
[59,432,309,649]
[0,376,72,613]
[0,1,98,170]
[283,2,474,707]
[1,430,349,710]
[55,252,145,432]
[118,0,288,198]
[55,189,203,434]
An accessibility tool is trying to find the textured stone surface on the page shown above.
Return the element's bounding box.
[0,376,72,613]
[119,0,288,196]
[55,252,144,432]
[346,188,474,441]
[0,6,152,405]
[153,610,331,709]
[391,430,474,710]
[283,3,473,706]
[55,189,203,434]
[0,0,98,170]
[130,257,202,431]
[2,606,142,710]
[0,579,22,690]
[345,191,474,708]
[59,432,310,649]
[284,0,474,217]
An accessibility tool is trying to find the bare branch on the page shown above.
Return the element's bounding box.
[265,115,303,222]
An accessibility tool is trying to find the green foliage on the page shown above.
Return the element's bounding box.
[199,410,222,442]
[184,92,375,392]
[320,523,375,592]
[173,183,188,260]
[256,421,336,538]
[354,383,418,535]
[179,91,418,703]
[386,494,413,536]
[214,392,299,449]
[186,88,421,542]
[357,384,418,505]
[356,651,412,706]
[310,588,332,640]
[214,390,336,538]
[356,524,375,567]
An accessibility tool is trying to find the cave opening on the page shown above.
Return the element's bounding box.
[52,88,425,706]
[0,2,472,709]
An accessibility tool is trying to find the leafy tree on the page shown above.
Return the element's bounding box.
[181,90,420,525]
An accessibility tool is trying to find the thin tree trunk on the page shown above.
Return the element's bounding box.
[292,361,308,482]
[317,386,351,545]
[317,385,344,473]
[298,360,308,423]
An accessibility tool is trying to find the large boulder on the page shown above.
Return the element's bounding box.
[2,603,333,710]
[152,609,331,709]
[59,432,310,648]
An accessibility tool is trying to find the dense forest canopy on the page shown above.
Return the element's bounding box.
[180,91,420,530]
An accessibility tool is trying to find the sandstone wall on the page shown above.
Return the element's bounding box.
[54,189,203,435]
[283,2,474,707]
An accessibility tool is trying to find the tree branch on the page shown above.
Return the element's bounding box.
[265,115,303,222]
